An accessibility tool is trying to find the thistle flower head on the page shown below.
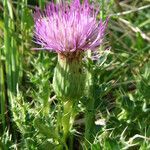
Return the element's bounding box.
[33,0,108,54]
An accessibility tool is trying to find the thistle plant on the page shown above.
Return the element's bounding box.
[33,0,108,147]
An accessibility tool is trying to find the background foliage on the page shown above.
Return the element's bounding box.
[0,0,150,149]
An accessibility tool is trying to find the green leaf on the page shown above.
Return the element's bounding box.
[91,143,102,150]
[33,118,58,140]
[103,138,120,150]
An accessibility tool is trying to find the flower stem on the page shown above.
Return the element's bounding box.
[62,100,73,143]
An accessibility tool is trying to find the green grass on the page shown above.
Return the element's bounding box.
[0,0,150,149]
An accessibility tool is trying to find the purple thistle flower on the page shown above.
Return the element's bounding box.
[33,0,108,54]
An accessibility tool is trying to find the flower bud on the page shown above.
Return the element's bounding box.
[53,52,85,101]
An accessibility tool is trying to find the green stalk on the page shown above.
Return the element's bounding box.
[4,0,11,96]
[4,0,17,108]
[3,0,13,138]
[85,71,96,146]
[62,100,73,142]
[0,52,6,131]
[4,0,19,139]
